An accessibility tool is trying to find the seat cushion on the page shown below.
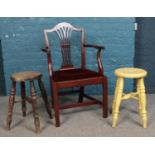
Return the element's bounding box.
[52,68,102,82]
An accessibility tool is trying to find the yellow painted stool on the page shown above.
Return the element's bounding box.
[112,67,147,128]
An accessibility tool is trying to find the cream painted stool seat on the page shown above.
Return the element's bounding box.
[115,68,147,78]
[112,67,148,128]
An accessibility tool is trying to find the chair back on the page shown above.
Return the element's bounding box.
[44,22,85,70]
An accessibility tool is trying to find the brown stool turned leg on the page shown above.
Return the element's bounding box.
[21,82,26,117]
[78,86,84,103]
[102,77,108,118]
[30,80,40,133]
[38,78,52,119]
[7,81,16,130]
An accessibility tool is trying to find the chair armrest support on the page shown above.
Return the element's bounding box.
[97,48,104,75]
[84,44,105,50]
[84,44,105,75]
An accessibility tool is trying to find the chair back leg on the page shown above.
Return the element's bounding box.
[52,83,60,127]
[21,82,26,117]
[78,86,84,103]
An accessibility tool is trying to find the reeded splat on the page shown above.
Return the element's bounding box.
[44,22,83,69]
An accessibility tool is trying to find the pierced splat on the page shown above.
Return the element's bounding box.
[44,22,83,70]
[59,38,72,68]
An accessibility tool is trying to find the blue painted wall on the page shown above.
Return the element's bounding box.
[0,17,135,95]
[135,18,155,93]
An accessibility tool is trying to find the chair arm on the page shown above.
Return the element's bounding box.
[84,44,105,50]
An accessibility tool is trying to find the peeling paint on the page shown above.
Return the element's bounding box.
[12,33,16,37]
[5,34,9,38]
[19,26,25,31]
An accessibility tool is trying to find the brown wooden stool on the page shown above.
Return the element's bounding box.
[6,71,52,133]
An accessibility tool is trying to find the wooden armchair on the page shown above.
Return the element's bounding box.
[42,22,108,127]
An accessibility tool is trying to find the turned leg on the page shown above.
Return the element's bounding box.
[102,77,108,118]
[112,78,120,111]
[138,78,147,128]
[112,77,124,128]
[30,80,40,133]
[78,86,84,103]
[136,79,142,116]
[38,78,52,119]
[21,82,26,117]
[7,81,16,130]
[52,83,60,127]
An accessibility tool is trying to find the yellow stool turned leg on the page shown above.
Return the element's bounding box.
[112,77,120,111]
[138,78,147,128]
[112,77,124,128]
[137,79,142,117]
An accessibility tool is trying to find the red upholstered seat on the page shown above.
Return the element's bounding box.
[53,68,102,82]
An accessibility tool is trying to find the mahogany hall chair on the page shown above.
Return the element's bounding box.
[42,22,108,127]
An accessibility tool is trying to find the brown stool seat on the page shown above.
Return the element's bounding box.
[11,71,42,82]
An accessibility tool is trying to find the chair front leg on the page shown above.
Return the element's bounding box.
[102,77,108,118]
[52,83,60,127]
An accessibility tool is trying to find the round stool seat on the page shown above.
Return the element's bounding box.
[11,71,42,82]
[115,67,147,79]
